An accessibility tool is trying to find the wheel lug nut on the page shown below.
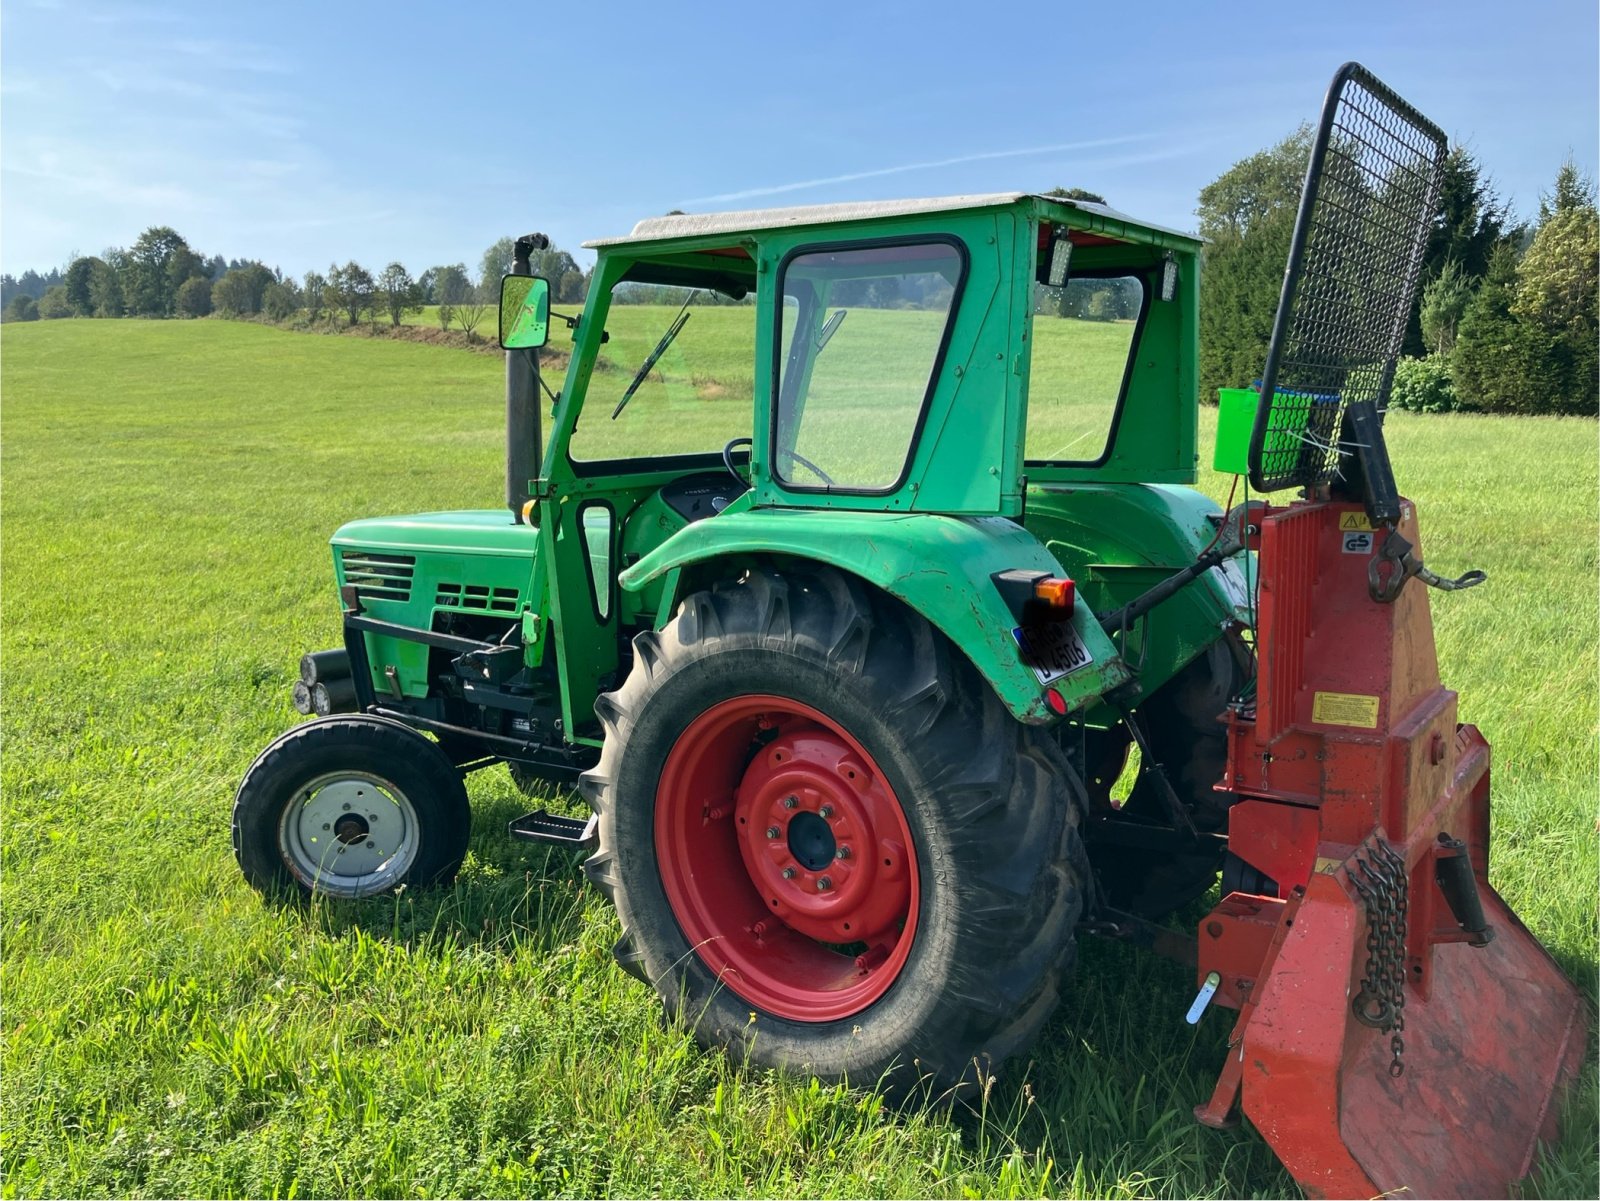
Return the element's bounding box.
[783,796,798,810]
[819,805,834,819]
[781,867,796,880]
[817,876,833,892]
[369,813,378,821]
[337,846,346,854]
[342,803,351,811]
[766,826,781,840]
[836,846,851,860]
[322,823,331,831]
[366,840,375,849]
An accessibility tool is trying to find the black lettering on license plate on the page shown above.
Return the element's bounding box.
[1011,622,1094,686]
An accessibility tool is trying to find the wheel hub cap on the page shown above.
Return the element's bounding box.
[278,773,418,897]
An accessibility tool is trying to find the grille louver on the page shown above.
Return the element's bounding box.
[340,550,415,602]
[435,582,520,613]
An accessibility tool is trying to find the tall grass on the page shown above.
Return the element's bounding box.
[2,318,1594,1198]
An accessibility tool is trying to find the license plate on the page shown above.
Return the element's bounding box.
[1012,621,1094,686]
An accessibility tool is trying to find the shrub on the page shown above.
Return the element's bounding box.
[3,295,39,322]
[176,277,213,319]
[38,286,74,319]
[262,281,300,321]
[1388,356,1461,413]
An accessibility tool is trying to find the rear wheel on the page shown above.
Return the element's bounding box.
[581,568,1088,1094]
[234,715,471,900]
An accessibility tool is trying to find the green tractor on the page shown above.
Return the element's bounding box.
[237,190,1257,1087]
[239,66,1589,1196]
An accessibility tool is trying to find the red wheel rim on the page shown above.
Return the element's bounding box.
[654,694,919,1022]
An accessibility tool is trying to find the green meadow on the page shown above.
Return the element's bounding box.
[2,317,1594,1198]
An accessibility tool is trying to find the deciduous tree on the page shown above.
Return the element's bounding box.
[377,262,422,327]
[431,264,471,330]
[326,262,376,326]
[302,271,327,323]
[125,226,205,316]
[64,257,102,316]
[1195,129,1310,401]
[88,257,124,317]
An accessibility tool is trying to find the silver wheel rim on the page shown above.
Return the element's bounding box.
[277,771,421,898]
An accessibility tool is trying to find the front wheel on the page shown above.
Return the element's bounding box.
[581,568,1089,1094]
[233,715,471,900]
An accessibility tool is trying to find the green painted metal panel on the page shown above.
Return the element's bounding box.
[1021,482,1254,719]
[618,508,1133,723]
[331,511,539,698]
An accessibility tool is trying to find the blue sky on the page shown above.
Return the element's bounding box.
[2,0,1595,278]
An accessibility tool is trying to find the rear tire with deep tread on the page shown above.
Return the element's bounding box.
[580,567,1089,1096]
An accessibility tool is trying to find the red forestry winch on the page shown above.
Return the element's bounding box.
[1188,498,1584,1197]
[1172,62,1586,1199]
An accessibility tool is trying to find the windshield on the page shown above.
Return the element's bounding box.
[570,278,754,463]
[773,241,964,491]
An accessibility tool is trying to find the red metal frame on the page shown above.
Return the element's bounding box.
[654,694,918,1023]
[1194,498,1586,1199]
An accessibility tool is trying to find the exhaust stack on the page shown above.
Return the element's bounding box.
[506,233,549,522]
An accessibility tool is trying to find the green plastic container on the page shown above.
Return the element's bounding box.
[1213,388,1260,475]
[1214,387,1308,476]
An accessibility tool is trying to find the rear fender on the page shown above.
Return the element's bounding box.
[618,510,1132,723]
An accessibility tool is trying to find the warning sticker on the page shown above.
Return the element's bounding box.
[1312,691,1380,729]
[1338,512,1374,531]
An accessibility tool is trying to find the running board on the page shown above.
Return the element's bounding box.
[508,809,598,849]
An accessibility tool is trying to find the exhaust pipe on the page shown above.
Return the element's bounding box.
[506,233,549,523]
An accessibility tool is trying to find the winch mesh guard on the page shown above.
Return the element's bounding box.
[1249,63,1448,492]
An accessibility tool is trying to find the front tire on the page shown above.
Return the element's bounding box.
[581,568,1088,1095]
[234,715,471,900]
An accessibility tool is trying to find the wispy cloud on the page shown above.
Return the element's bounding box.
[167,37,293,74]
[679,135,1155,206]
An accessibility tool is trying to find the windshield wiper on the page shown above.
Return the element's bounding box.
[611,292,698,419]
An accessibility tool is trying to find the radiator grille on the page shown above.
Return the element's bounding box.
[435,582,520,613]
[339,550,415,603]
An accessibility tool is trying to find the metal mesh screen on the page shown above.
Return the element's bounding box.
[1249,63,1448,492]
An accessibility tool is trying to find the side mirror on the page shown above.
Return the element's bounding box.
[499,275,550,350]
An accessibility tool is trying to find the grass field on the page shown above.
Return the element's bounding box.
[2,318,1595,1199]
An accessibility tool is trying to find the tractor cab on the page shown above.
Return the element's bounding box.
[493,194,1231,740]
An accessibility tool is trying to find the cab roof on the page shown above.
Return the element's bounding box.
[582,192,1201,250]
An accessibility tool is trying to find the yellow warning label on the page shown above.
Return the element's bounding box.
[1312,691,1380,728]
[1313,856,1344,875]
[1338,512,1374,531]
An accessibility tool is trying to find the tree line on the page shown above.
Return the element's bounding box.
[4,150,1593,416]
[1198,137,1596,416]
[0,230,592,339]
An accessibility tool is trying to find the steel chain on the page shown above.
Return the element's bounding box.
[1349,840,1409,1077]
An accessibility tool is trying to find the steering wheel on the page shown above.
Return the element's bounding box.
[721,436,835,486]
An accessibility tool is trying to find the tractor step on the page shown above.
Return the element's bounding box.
[508,808,597,849]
